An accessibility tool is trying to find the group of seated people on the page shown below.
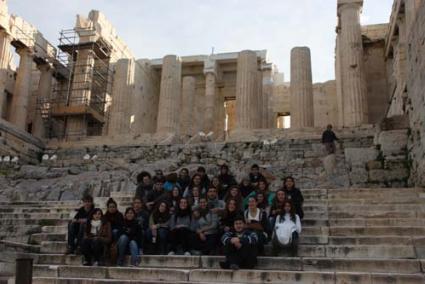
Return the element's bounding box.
[67,164,304,269]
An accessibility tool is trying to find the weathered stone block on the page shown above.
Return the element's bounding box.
[377,130,408,156]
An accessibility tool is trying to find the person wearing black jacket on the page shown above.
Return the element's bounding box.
[104,198,124,241]
[220,216,258,270]
[117,207,143,266]
[133,197,149,247]
[81,208,112,266]
[322,124,339,154]
[196,166,211,191]
[249,164,265,187]
[135,171,153,201]
[282,177,304,219]
[66,195,94,254]
[177,168,191,191]
[146,177,166,211]
[217,165,237,194]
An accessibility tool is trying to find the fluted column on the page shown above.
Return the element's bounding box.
[204,71,216,133]
[335,31,345,128]
[32,63,53,138]
[108,59,134,136]
[338,0,368,127]
[180,76,196,137]
[10,48,33,130]
[261,64,275,128]
[0,30,11,118]
[214,89,225,138]
[235,50,259,129]
[256,71,264,128]
[290,47,314,128]
[156,55,182,134]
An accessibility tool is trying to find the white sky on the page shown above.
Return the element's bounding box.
[8,0,394,82]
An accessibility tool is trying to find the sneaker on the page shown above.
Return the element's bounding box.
[82,261,91,266]
[152,237,157,244]
[229,264,239,270]
[219,261,229,269]
[65,247,75,255]
[92,261,98,267]
[184,251,191,256]
[168,251,175,255]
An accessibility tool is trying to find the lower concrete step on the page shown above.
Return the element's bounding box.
[32,265,425,284]
[31,254,423,274]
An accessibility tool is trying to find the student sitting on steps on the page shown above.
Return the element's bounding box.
[220,215,258,270]
[66,194,94,255]
[81,208,112,266]
[272,200,302,257]
[117,207,143,266]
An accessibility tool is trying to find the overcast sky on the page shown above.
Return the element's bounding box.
[8,0,394,82]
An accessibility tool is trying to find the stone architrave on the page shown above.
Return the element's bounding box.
[180,76,196,137]
[338,0,368,127]
[0,30,11,118]
[108,58,135,136]
[156,55,182,134]
[32,63,53,139]
[290,47,314,128]
[235,50,259,130]
[9,47,33,131]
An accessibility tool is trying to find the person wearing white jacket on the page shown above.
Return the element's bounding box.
[272,200,302,256]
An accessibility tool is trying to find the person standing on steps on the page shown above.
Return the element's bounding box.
[66,194,94,255]
[81,208,111,266]
[322,124,339,155]
[220,215,258,270]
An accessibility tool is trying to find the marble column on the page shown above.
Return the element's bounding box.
[214,89,225,138]
[335,31,345,128]
[338,0,368,127]
[108,58,134,136]
[0,30,11,118]
[235,50,259,129]
[256,70,263,128]
[33,63,53,139]
[290,47,314,128]
[156,55,182,134]
[10,47,33,131]
[261,65,274,128]
[204,71,216,133]
[180,76,196,137]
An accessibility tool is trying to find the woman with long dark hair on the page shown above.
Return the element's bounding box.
[224,186,243,210]
[147,201,171,254]
[81,208,111,266]
[104,198,124,242]
[272,200,302,256]
[192,197,219,255]
[168,198,194,255]
[269,189,286,228]
[220,198,243,233]
[117,207,143,266]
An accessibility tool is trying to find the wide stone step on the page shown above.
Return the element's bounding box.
[328,211,419,219]
[329,226,425,236]
[33,254,423,274]
[30,233,66,245]
[0,219,68,227]
[0,213,72,219]
[328,236,413,245]
[328,204,425,212]
[32,265,425,284]
[329,218,425,227]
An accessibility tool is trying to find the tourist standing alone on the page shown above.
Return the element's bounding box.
[322,124,339,154]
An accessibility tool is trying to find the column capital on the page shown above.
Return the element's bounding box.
[37,62,53,73]
[261,62,274,71]
[338,0,363,14]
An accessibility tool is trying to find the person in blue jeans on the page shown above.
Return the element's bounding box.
[104,198,124,242]
[117,207,143,266]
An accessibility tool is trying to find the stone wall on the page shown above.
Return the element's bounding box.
[0,126,410,202]
[406,1,425,187]
[313,81,338,128]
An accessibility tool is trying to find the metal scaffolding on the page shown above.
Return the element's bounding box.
[37,27,113,139]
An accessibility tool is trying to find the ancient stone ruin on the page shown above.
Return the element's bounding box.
[0,0,424,283]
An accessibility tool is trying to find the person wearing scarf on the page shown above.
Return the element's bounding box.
[81,208,111,266]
